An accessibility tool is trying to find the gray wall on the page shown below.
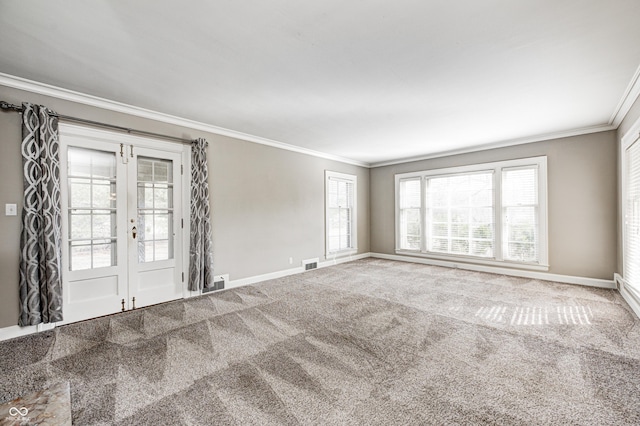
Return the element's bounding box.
[370,131,618,280]
[0,85,370,328]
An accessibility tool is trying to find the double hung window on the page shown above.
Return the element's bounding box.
[396,157,547,269]
[326,171,357,256]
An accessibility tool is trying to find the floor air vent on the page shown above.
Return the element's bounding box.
[302,258,319,271]
[203,274,228,293]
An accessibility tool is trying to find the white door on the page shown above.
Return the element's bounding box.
[128,148,183,308]
[60,126,186,324]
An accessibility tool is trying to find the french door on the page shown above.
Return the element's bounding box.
[59,125,186,324]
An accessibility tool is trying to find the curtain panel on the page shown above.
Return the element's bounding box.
[189,138,213,291]
[19,103,64,326]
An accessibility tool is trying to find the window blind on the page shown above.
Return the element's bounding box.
[625,141,640,293]
[327,177,354,253]
[399,178,422,250]
[502,166,538,262]
[394,156,547,268]
[426,171,494,257]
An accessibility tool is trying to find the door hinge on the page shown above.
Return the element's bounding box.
[182,272,185,282]
[181,164,184,175]
[120,143,124,158]
[181,218,184,228]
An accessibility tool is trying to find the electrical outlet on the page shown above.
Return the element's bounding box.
[289,257,293,265]
[5,204,17,216]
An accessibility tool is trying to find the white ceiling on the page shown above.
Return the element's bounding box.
[1,0,640,165]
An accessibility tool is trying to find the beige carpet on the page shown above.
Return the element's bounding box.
[1,258,639,425]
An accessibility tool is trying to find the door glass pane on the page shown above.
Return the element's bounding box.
[137,157,174,262]
[70,242,92,271]
[67,147,117,271]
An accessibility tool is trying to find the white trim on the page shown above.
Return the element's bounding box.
[620,112,640,303]
[58,123,190,322]
[59,122,185,153]
[3,71,640,170]
[615,274,640,319]
[0,72,368,168]
[370,124,615,168]
[610,63,640,128]
[394,250,549,271]
[0,253,371,341]
[0,251,616,341]
[0,323,56,342]
[225,252,372,289]
[371,252,616,289]
[372,62,640,168]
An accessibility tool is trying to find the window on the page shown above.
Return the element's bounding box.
[326,171,357,256]
[67,147,117,271]
[426,171,494,257]
[396,157,547,269]
[398,178,421,250]
[137,157,174,262]
[502,166,539,262]
[624,137,640,295]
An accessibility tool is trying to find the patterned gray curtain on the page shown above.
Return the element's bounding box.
[19,103,63,326]
[189,138,213,291]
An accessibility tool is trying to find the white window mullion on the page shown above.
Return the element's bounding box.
[421,178,427,253]
[494,168,503,261]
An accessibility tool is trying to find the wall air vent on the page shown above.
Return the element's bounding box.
[302,258,319,271]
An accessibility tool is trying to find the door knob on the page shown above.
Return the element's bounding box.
[132,226,137,239]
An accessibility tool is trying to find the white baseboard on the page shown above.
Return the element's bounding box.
[615,273,640,318]
[1,251,613,341]
[0,253,372,342]
[226,252,372,289]
[371,252,616,289]
[319,252,372,268]
[0,322,56,342]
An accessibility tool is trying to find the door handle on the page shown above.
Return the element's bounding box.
[132,226,137,239]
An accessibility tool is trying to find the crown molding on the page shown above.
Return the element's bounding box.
[609,63,640,128]
[0,72,370,168]
[370,123,616,168]
[3,67,639,170]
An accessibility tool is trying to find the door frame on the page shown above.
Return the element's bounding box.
[57,123,193,325]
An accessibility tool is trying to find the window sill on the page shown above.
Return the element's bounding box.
[394,249,550,272]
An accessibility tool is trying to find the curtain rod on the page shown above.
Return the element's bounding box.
[0,101,195,145]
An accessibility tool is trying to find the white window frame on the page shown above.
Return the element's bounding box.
[621,118,640,302]
[394,156,548,270]
[325,170,358,258]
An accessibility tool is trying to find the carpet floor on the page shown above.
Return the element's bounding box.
[1,259,640,425]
